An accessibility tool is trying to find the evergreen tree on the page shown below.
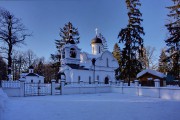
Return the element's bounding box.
[118,0,145,85]
[98,33,108,52]
[158,49,169,74]
[112,43,122,80]
[51,22,80,80]
[113,43,121,65]
[165,0,180,79]
[0,55,7,81]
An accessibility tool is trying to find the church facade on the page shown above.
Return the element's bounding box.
[59,29,119,84]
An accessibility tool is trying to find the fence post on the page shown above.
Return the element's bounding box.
[109,80,112,85]
[120,80,124,87]
[80,80,83,86]
[61,80,65,95]
[95,80,98,86]
[19,79,25,97]
[134,80,139,87]
[51,79,56,95]
[154,79,160,87]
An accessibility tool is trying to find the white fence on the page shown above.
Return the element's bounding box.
[112,86,180,100]
[1,80,180,100]
[24,83,52,96]
[1,80,20,88]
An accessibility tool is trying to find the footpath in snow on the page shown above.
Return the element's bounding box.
[2,93,180,120]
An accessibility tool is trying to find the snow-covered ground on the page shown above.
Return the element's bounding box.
[2,93,180,120]
[0,88,8,120]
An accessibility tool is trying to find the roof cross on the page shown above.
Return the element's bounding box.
[95,28,98,36]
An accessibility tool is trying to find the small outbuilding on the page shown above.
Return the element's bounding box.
[137,69,166,86]
[20,66,44,83]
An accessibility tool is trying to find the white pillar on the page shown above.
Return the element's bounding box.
[80,80,83,86]
[154,79,160,87]
[51,79,56,95]
[95,80,98,86]
[134,80,139,87]
[19,79,25,97]
[61,80,65,95]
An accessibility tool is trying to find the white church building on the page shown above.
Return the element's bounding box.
[20,66,44,83]
[59,29,119,84]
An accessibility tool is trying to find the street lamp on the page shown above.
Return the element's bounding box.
[92,58,96,84]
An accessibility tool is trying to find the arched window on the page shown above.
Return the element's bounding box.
[99,46,101,53]
[78,76,81,83]
[70,48,76,58]
[89,76,91,84]
[97,75,99,80]
[106,58,109,67]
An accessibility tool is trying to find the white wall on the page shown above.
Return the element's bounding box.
[111,86,180,100]
[2,88,21,97]
[26,76,44,83]
[62,86,111,95]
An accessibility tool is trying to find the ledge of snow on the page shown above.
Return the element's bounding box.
[137,69,166,78]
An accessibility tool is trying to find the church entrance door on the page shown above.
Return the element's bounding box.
[104,77,109,84]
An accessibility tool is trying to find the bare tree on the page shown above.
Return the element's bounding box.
[0,8,30,80]
[141,46,157,70]
[25,49,37,67]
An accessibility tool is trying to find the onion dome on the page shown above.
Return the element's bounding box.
[91,36,102,44]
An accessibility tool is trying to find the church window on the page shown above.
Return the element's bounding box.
[97,75,99,80]
[31,80,33,83]
[99,46,101,53]
[89,76,91,84]
[70,48,76,58]
[78,76,81,83]
[106,58,109,67]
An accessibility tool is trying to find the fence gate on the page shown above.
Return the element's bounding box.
[24,83,52,96]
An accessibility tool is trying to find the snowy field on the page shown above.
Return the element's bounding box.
[2,93,180,120]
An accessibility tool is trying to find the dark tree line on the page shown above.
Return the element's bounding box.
[164,0,180,79]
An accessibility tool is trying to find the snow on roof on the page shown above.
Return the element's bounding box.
[87,53,102,59]
[137,69,166,78]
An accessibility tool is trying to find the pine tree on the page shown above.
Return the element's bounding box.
[112,43,122,80]
[113,43,121,65]
[51,22,80,80]
[118,0,145,85]
[0,55,7,81]
[158,49,169,74]
[165,0,180,79]
[98,33,108,52]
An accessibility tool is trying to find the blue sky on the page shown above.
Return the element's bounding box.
[0,0,172,61]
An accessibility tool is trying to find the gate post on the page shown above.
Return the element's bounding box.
[95,80,98,86]
[120,80,124,87]
[61,80,65,95]
[51,79,56,95]
[134,80,139,87]
[154,79,160,87]
[19,78,25,97]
